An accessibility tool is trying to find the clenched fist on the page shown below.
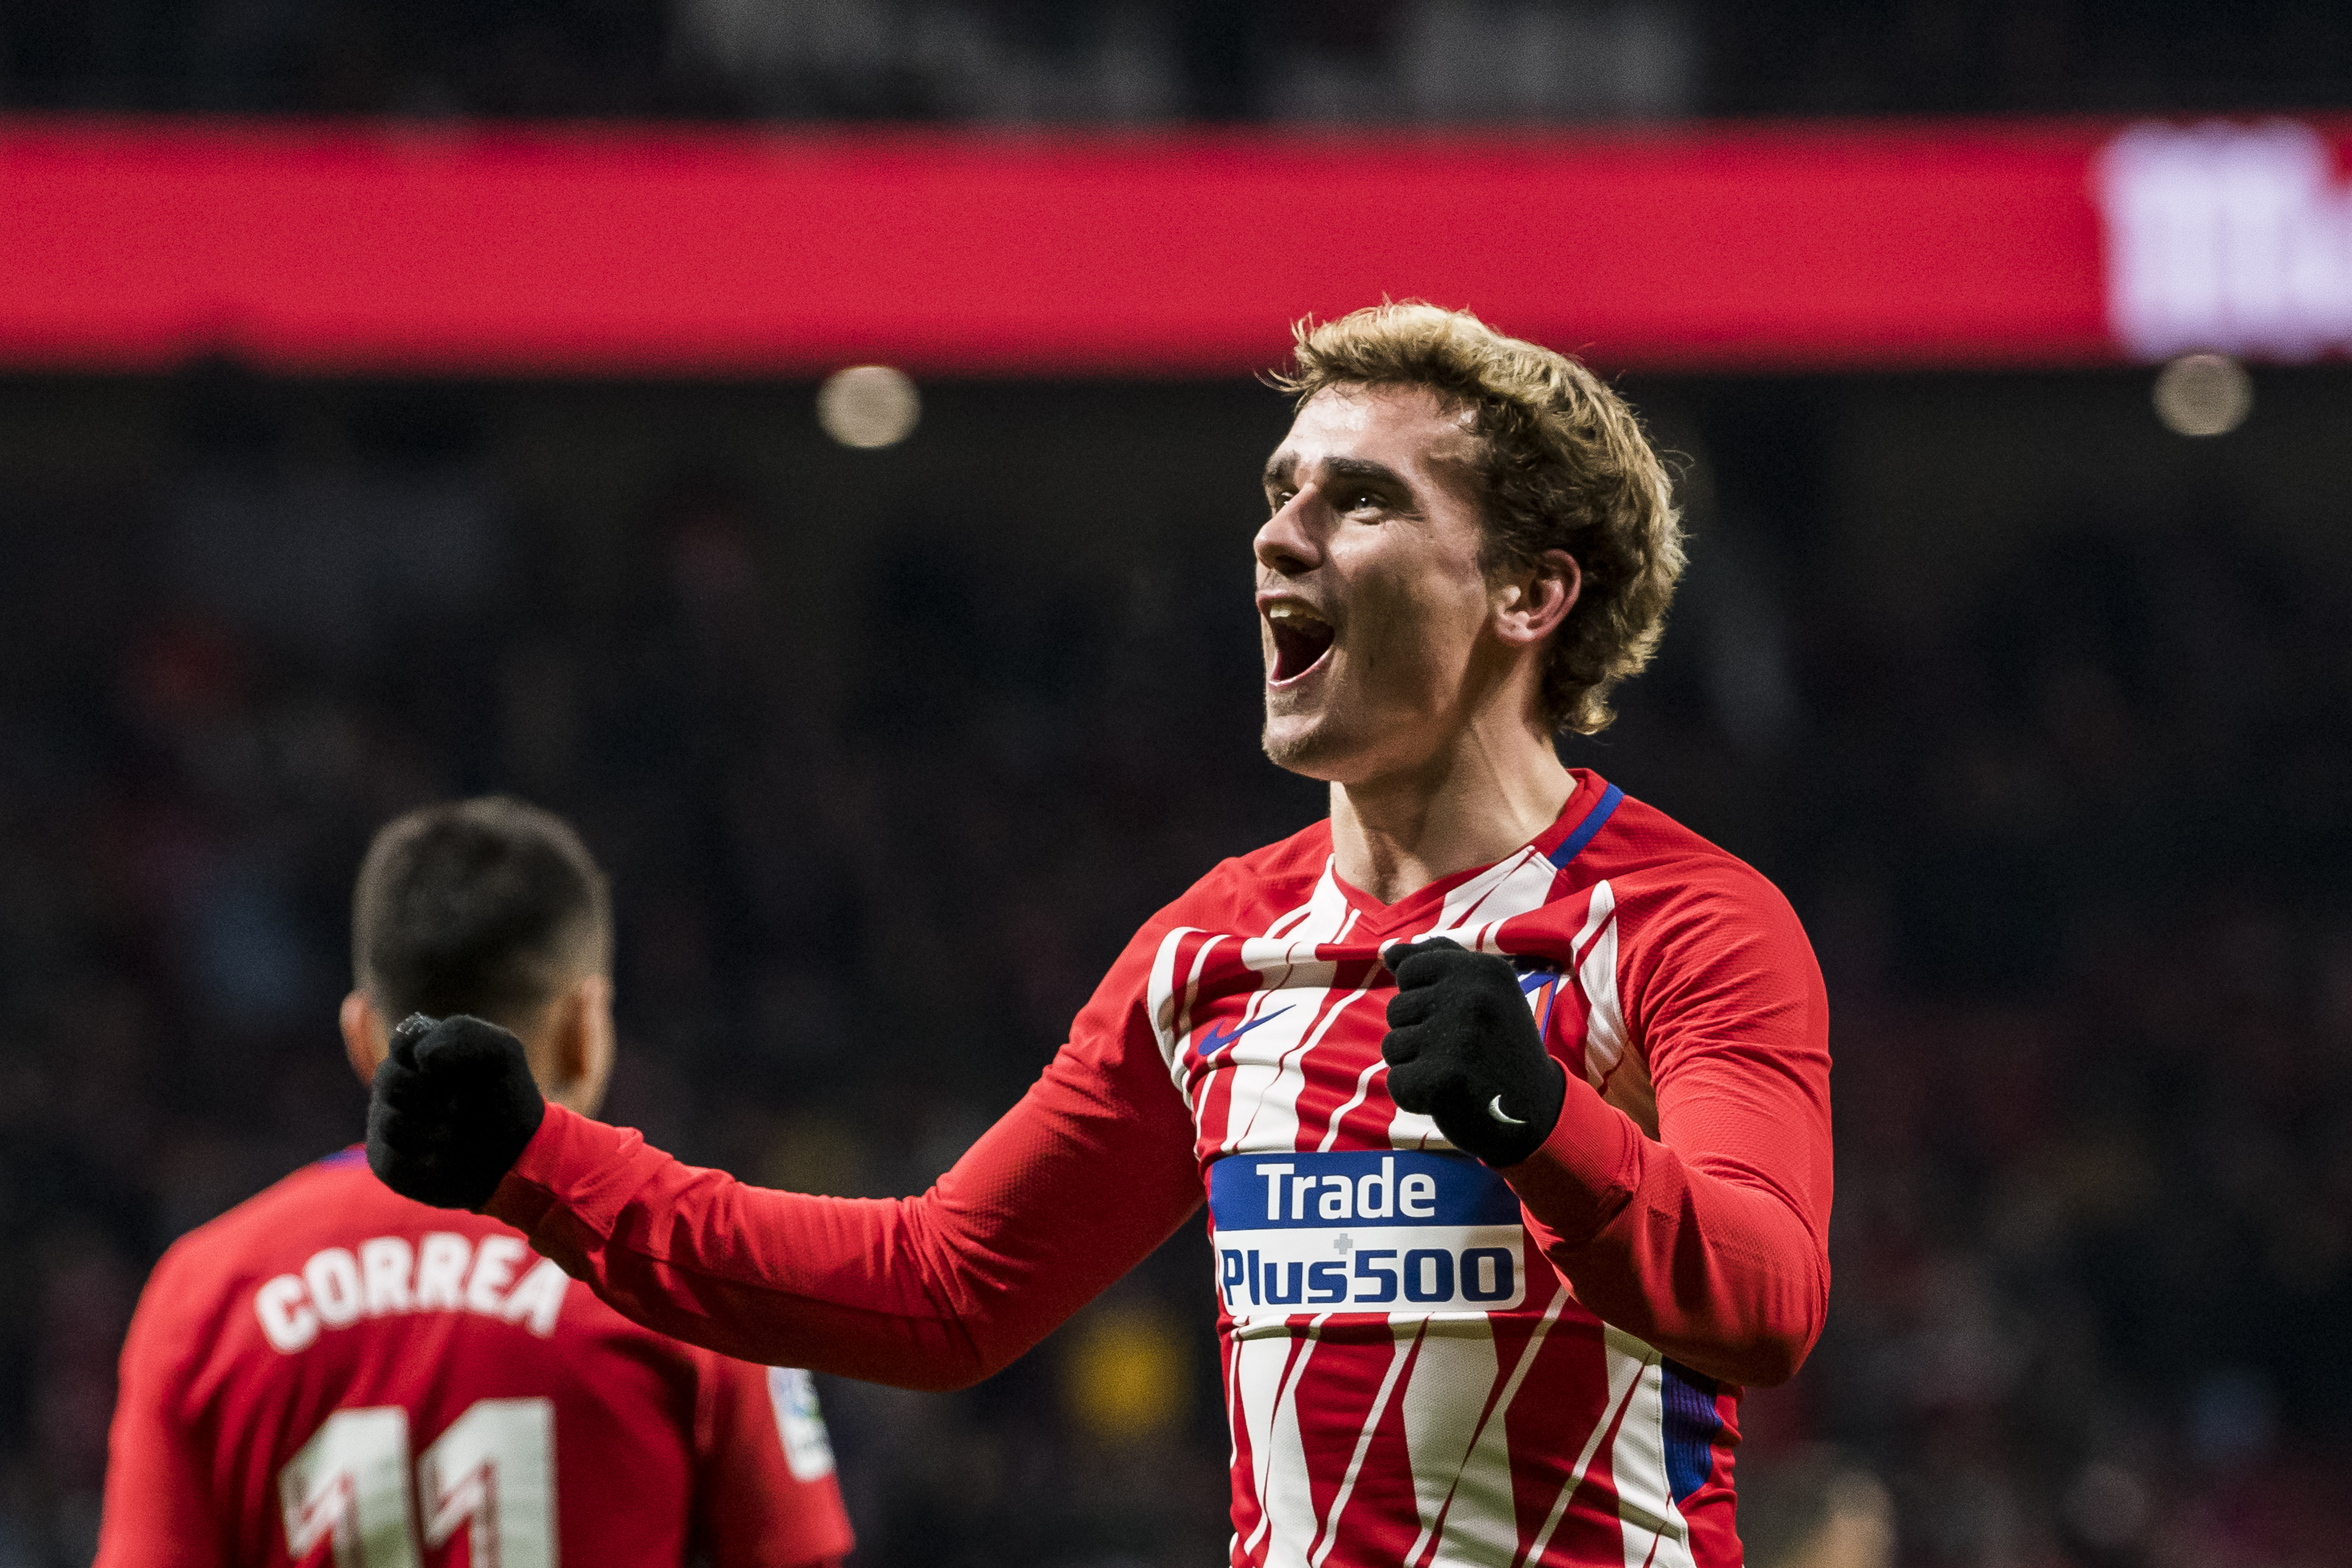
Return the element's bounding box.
[366,1013,546,1211]
[1380,938,1567,1167]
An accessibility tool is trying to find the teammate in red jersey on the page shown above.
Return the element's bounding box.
[369,304,1833,1568]
[96,797,853,1568]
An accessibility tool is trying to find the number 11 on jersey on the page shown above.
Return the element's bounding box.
[279,1398,555,1567]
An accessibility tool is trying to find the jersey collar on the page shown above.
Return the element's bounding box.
[1326,770,1622,931]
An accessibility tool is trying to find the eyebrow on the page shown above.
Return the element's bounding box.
[1261,453,1411,492]
[1322,456,1407,492]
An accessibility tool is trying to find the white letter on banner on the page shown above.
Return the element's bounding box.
[1255,1163,1295,1221]
[1358,1156,1394,1218]
[1399,1172,1436,1218]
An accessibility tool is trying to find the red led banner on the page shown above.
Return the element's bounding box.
[0,116,2346,375]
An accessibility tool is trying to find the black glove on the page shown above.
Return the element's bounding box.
[366,1013,547,1211]
[1381,939,1567,1167]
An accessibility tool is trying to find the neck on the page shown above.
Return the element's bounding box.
[1327,710,1574,905]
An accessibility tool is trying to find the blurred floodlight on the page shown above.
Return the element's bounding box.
[817,365,920,448]
[1062,1303,1191,1442]
[2152,353,2251,437]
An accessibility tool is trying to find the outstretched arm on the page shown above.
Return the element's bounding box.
[370,926,1205,1391]
[487,1043,1202,1388]
[1383,874,1832,1388]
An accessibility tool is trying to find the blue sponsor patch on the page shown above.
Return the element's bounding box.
[1208,1149,1522,1231]
[1209,1151,1527,1320]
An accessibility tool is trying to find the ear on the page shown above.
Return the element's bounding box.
[1492,549,1581,648]
[340,991,389,1090]
[545,972,617,1118]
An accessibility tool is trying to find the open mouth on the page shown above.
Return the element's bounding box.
[1265,600,1336,685]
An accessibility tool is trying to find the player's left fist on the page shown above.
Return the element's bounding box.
[366,1013,546,1212]
[1381,939,1566,1168]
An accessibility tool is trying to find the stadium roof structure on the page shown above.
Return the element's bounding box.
[4,115,2348,376]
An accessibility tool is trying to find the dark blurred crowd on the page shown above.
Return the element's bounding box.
[3,0,2350,122]
[0,366,2349,1568]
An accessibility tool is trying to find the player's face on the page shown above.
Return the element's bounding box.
[1255,385,1503,782]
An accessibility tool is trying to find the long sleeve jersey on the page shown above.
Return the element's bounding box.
[98,1150,852,1568]
[489,772,1833,1568]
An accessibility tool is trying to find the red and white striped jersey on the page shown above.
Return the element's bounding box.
[491,770,1833,1568]
[1160,773,1829,1568]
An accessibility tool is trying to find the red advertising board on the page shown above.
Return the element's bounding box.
[0,116,2345,375]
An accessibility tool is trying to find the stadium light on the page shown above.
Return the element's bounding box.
[2151,352,2252,436]
[817,365,920,448]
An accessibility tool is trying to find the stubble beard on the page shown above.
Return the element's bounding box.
[1261,701,1358,781]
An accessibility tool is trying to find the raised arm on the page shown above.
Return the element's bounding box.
[1383,872,1832,1388]
[370,924,1205,1391]
[1502,874,1832,1386]
[487,1043,1202,1388]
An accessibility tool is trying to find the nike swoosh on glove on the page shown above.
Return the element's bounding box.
[366,1013,547,1211]
[1381,938,1567,1167]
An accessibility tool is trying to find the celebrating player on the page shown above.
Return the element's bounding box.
[97,798,853,1568]
[369,304,1833,1568]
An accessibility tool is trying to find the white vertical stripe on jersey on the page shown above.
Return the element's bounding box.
[1289,967,1376,1134]
[1184,934,1240,1124]
[1220,868,1357,1154]
[1180,935,1228,1049]
[1147,927,1208,1075]
[1515,1329,1655,1568]
[1609,1355,1699,1568]
[1399,1284,1573,1567]
[1421,846,1571,959]
[1573,881,1629,1088]
[1395,1323,1499,1564]
[1236,1330,1324,1567]
[1413,848,1565,955]
[1399,1323,1536,1568]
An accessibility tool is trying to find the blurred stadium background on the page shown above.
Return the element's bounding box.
[6,4,2352,1566]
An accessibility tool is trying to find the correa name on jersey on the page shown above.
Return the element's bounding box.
[99,1153,858,1568]
[254,1230,572,1353]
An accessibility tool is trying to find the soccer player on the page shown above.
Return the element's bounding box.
[370,305,1833,1568]
[96,797,853,1568]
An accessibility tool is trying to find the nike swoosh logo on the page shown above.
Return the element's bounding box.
[1198,1005,1295,1057]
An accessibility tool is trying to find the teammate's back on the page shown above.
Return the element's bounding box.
[102,1151,847,1567]
[97,794,851,1568]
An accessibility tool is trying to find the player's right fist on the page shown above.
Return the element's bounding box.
[366,1013,546,1212]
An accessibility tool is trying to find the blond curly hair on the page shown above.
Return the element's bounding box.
[1273,303,1684,735]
